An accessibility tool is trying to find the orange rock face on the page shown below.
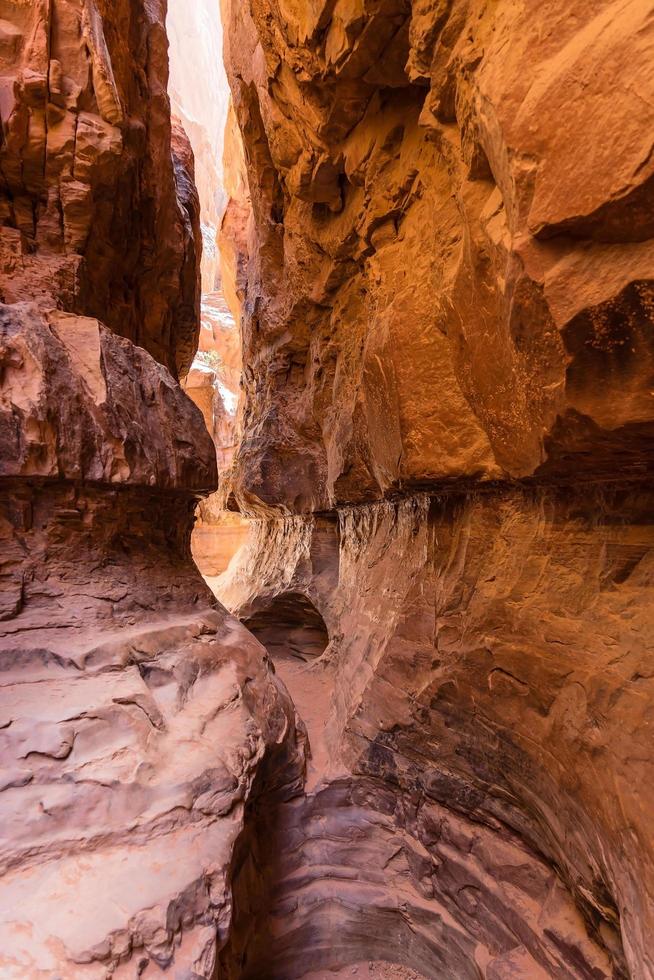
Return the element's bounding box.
[2,0,654,977]
[0,2,302,977]
[183,290,250,577]
[222,0,654,512]
[0,0,202,377]
[213,1,654,978]
[215,489,654,979]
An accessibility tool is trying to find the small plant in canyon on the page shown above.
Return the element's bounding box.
[196,350,223,372]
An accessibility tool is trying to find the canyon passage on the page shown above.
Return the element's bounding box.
[1,1,654,978]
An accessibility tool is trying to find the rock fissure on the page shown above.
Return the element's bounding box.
[1,0,654,977]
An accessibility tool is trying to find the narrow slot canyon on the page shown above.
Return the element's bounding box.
[0,2,653,980]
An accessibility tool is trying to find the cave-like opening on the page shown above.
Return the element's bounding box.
[243,592,329,663]
[243,591,333,788]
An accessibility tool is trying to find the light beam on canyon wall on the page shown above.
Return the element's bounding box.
[167,0,230,291]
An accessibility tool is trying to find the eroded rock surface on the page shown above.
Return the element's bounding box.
[216,490,654,978]
[0,0,201,377]
[221,0,654,512]
[211,1,654,978]
[0,1,303,976]
[2,0,654,976]
[0,597,301,978]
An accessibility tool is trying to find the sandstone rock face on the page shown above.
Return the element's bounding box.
[167,13,249,579]
[196,291,243,473]
[221,0,654,513]
[213,1,654,978]
[0,0,201,377]
[216,491,654,979]
[0,303,216,490]
[183,290,250,578]
[3,0,654,976]
[0,2,303,976]
[194,506,252,579]
[219,102,252,330]
[0,483,303,978]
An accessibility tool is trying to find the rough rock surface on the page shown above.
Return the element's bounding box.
[211,1,654,978]
[0,0,201,377]
[194,290,243,474]
[0,475,303,978]
[0,591,301,978]
[0,1,303,976]
[216,494,653,978]
[2,0,654,977]
[0,303,216,490]
[222,0,654,513]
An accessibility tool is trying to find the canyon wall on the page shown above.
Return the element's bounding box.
[0,0,202,377]
[216,0,654,977]
[2,0,652,977]
[167,0,231,290]
[0,2,302,976]
[222,0,654,512]
[167,11,250,578]
[187,291,249,577]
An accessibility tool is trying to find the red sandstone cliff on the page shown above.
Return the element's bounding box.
[222,0,654,513]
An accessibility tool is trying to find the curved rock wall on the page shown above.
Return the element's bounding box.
[218,493,653,977]
[215,1,654,977]
[2,0,653,976]
[0,2,303,976]
[0,0,202,377]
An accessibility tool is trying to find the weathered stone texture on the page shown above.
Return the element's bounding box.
[0,2,303,977]
[217,489,654,978]
[0,0,201,376]
[2,0,654,976]
[0,303,216,489]
[213,2,654,977]
[221,0,654,513]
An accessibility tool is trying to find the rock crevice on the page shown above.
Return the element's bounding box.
[1,0,654,978]
[0,2,304,976]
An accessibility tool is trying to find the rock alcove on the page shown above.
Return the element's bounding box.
[243,593,330,664]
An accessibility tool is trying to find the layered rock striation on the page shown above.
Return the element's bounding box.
[2,0,653,977]
[0,2,303,976]
[212,1,654,977]
[0,0,202,377]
